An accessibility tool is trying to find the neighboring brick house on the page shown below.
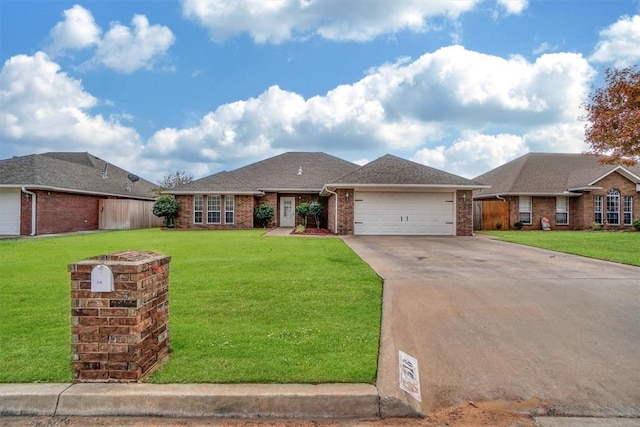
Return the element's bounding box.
[167,152,487,236]
[0,152,159,236]
[473,153,640,231]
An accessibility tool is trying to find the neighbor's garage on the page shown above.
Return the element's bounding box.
[0,188,21,235]
[354,191,454,235]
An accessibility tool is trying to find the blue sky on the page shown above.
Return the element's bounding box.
[1,0,639,182]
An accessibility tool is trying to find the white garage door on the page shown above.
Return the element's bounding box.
[0,188,21,235]
[354,192,454,235]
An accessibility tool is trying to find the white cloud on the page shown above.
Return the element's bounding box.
[413,132,527,178]
[181,0,482,43]
[48,4,101,55]
[0,52,143,170]
[47,6,174,73]
[591,15,640,68]
[92,15,175,73]
[496,0,528,15]
[145,45,594,178]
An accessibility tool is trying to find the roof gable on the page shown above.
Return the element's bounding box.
[330,154,485,187]
[0,152,157,199]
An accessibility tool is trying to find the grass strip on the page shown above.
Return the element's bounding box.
[481,230,640,267]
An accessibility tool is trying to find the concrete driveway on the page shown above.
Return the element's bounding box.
[343,235,640,418]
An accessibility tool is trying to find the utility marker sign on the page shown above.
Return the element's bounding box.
[399,351,422,402]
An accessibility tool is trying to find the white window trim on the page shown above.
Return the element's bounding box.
[518,196,532,225]
[606,188,620,225]
[594,195,603,224]
[623,196,633,226]
[207,195,221,224]
[556,196,569,225]
[224,195,235,225]
[194,195,203,224]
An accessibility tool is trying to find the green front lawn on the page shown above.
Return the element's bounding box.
[481,230,640,267]
[0,229,382,384]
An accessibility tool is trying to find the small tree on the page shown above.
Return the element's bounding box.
[152,195,180,228]
[309,201,324,229]
[583,66,640,165]
[157,170,194,193]
[254,204,275,228]
[295,202,310,227]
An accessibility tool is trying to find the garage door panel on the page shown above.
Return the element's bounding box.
[0,188,21,235]
[354,192,454,235]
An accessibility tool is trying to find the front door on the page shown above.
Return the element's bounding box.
[280,197,295,227]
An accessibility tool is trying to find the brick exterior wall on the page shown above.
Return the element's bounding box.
[69,251,171,383]
[174,193,330,230]
[332,189,354,235]
[174,194,254,230]
[20,190,121,235]
[501,171,639,230]
[456,190,473,236]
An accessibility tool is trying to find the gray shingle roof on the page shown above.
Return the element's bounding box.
[232,152,361,190]
[473,153,640,198]
[329,154,486,187]
[0,152,157,199]
[169,152,361,194]
[170,171,259,194]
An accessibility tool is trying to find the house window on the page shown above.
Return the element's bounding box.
[594,195,603,224]
[556,197,569,225]
[225,196,234,224]
[606,188,620,225]
[207,195,221,224]
[518,196,532,224]
[194,195,203,224]
[624,196,633,225]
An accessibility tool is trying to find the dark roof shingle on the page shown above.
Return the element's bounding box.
[473,153,640,198]
[0,152,157,199]
[330,154,485,187]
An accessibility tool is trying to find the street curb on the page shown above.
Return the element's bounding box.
[1,383,381,419]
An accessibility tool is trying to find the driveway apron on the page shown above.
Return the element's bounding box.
[343,235,640,418]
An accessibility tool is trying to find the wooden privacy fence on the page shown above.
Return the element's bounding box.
[476,199,510,231]
[99,199,164,230]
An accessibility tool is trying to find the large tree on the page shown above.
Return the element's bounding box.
[583,66,640,165]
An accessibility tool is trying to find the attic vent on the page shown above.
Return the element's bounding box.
[101,163,108,179]
[298,167,302,175]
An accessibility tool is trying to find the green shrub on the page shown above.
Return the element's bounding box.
[633,217,640,231]
[309,201,324,228]
[295,202,310,227]
[513,221,523,230]
[254,203,275,228]
[152,195,179,227]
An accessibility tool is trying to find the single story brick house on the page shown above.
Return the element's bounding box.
[473,153,640,231]
[0,152,159,236]
[167,152,488,236]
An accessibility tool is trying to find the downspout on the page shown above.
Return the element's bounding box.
[21,187,37,236]
[496,195,506,201]
[324,188,339,235]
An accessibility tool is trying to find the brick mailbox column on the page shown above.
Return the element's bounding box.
[69,250,171,383]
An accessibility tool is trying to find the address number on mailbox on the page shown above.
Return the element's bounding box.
[91,264,114,292]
